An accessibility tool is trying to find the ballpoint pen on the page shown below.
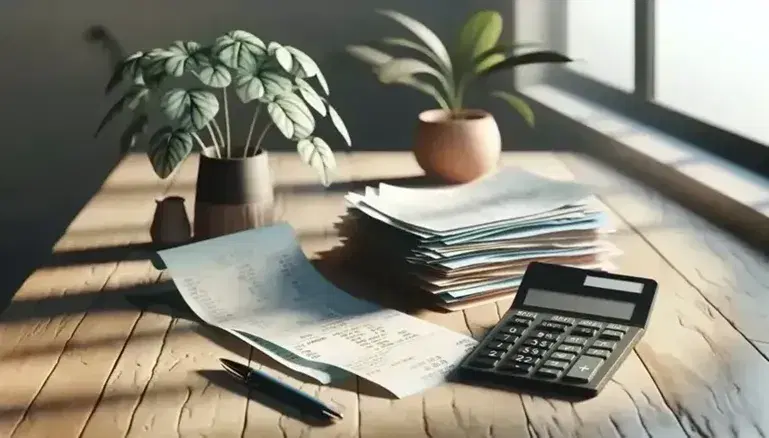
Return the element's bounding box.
[219,358,344,421]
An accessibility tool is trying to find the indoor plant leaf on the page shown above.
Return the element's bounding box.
[458,10,503,65]
[119,113,149,153]
[297,136,336,186]
[377,58,450,94]
[377,9,453,74]
[327,103,351,146]
[381,38,447,73]
[285,46,320,78]
[346,45,393,67]
[267,92,315,140]
[479,50,572,76]
[148,126,194,179]
[213,30,267,71]
[164,40,205,77]
[105,51,145,93]
[160,88,220,130]
[94,85,150,136]
[295,77,326,116]
[393,76,450,110]
[492,91,535,127]
[261,71,294,99]
[140,48,175,80]
[268,41,294,73]
[234,72,265,103]
[314,70,330,95]
[196,60,232,88]
[474,43,540,73]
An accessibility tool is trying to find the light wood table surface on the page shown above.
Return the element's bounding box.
[2,150,769,438]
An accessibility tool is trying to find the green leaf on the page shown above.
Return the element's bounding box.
[267,92,315,140]
[213,30,267,71]
[295,77,326,116]
[315,70,330,95]
[165,40,205,77]
[197,60,232,88]
[480,50,572,76]
[105,51,145,93]
[347,45,393,67]
[285,46,320,77]
[377,58,451,96]
[140,48,174,78]
[297,136,336,186]
[261,71,294,99]
[377,10,453,74]
[458,11,503,65]
[381,38,447,73]
[94,85,150,137]
[327,104,351,146]
[492,91,535,127]
[160,89,220,130]
[148,127,194,179]
[268,41,293,73]
[234,73,265,103]
[393,76,450,110]
[119,113,149,153]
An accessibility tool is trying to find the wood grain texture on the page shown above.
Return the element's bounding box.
[2,150,766,437]
[561,153,769,437]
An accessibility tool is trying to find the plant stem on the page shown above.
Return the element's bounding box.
[243,104,262,158]
[205,124,221,158]
[191,133,207,151]
[223,89,231,158]
[210,119,225,152]
[254,122,273,154]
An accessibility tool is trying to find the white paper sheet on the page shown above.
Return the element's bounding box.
[157,223,478,398]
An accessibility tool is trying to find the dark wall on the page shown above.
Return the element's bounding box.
[0,0,543,306]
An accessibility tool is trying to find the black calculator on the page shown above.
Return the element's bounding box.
[457,262,658,398]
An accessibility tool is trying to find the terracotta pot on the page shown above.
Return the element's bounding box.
[413,109,502,183]
[150,196,192,247]
[193,147,275,240]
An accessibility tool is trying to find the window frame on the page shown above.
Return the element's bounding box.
[537,0,769,176]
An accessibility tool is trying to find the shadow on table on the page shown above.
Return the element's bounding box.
[196,369,338,427]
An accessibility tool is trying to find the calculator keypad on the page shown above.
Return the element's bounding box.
[466,310,633,386]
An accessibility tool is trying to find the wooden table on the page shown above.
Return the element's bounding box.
[2,150,769,438]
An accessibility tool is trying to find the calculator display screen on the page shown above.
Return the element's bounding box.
[523,288,636,320]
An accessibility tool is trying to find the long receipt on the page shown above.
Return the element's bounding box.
[157,223,478,398]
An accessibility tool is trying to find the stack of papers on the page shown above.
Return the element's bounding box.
[338,168,620,311]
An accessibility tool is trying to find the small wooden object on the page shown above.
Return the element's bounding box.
[149,195,192,246]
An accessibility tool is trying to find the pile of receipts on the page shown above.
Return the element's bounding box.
[339,167,620,311]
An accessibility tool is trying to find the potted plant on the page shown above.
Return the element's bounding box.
[95,30,351,239]
[347,10,571,183]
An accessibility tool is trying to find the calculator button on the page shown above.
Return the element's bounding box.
[563,336,589,346]
[499,326,525,336]
[591,340,617,351]
[538,322,568,332]
[516,346,547,357]
[600,329,624,341]
[585,348,612,359]
[556,344,582,354]
[478,348,506,360]
[488,341,515,352]
[543,359,570,370]
[522,338,555,349]
[564,356,604,383]
[512,310,538,319]
[550,315,577,326]
[509,317,532,327]
[535,367,561,379]
[571,327,597,337]
[606,323,630,333]
[507,354,540,365]
[529,330,561,341]
[550,351,576,362]
[498,363,533,374]
[469,357,499,369]
[494,334,520,344]
[577,320,605,330]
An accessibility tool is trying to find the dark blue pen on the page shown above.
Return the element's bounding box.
[219,358,343,421]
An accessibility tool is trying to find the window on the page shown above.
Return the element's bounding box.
[538,1,769,176]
